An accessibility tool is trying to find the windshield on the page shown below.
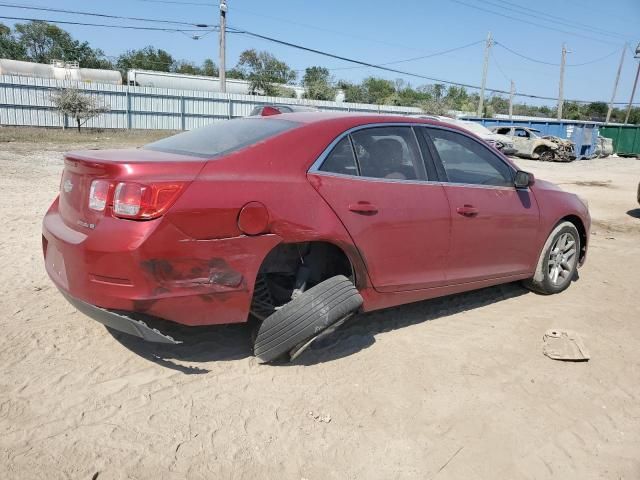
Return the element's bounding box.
[144,118,300,158]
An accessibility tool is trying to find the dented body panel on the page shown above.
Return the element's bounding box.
[42,112,590,339]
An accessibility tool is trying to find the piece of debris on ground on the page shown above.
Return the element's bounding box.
[543,329,590,361]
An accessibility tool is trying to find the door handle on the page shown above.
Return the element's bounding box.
[349,202,378,215]
[456,205,479,217]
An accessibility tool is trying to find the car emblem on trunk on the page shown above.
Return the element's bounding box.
[63,179,73,193]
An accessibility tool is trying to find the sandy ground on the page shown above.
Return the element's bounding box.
[0,129,639,479]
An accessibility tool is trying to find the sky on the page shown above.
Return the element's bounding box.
[1,0,639,107]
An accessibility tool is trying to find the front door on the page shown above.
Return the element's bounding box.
[421,127,540,284]
[308,126,451,292]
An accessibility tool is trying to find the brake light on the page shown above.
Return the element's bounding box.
[113,182,186,220]
[89,179,110,211]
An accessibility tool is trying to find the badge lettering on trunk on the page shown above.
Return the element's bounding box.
[63,179,73,193]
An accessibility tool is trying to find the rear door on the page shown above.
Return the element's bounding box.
[308,125,451,292]
[420,126,540,283]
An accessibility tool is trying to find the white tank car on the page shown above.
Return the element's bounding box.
[0,58,122,84]
[127,69,308,98]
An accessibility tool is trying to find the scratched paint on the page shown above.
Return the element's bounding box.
[141,257,245,291]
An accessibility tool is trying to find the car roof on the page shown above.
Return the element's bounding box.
[263,111,472,134]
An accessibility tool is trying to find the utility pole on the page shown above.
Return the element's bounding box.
[219,0,227,93]
[477,31,492,118]
[606,44,627,124]
[624,42,640,125]
[624,63,640,124]
[557,43,568,120]
[509,80,515,121]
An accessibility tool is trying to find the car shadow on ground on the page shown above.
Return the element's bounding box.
[626,208,640,219]
[108,282,530,372]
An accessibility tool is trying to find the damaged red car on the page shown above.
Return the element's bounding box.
[42,113,590,362]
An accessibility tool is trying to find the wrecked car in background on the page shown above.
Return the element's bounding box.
[42,113,590,363]
[491,125,576,162]
[417,115,517,155]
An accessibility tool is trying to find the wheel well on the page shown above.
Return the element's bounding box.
[251,241,355,319]
[560,215,587,263]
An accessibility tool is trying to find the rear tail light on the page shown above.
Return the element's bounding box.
[89,180,110,211]
[113,182,186,220]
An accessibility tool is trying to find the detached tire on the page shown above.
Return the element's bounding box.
[253,275,363,363]
[523,221,580,295]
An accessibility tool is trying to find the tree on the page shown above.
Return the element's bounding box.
[116,46,174,73]
[302,66,335,100]
[585,102,607,121]
[337,80,368,103]
[173,60,201,75]
[51,88,109,132]
[226,67,246,80]
[0,23,26,60]
[361,77,395,104]
[201,58,218,77]
[13,21,111,68]
[236,49,297,96]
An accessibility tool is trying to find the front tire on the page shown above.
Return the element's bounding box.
[253,275,363,363]
[524,221,580,295]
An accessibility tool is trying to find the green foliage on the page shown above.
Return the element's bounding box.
[302,66,335,100]
[276,85,298,98]
[0,21,638,124]
[0,21,111,68]
[226,67,246,80]
[236,49,297,96]
[116,46,174,73]
[0,22,26,60]
[201,59,218,77]
[337,80,368,103]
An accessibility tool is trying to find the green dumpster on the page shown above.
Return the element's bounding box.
[600,126,640,156]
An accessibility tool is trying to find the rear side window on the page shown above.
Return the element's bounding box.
[350,127,425,180]
[144,118,299,158]
[320,137,359,176]
[427,128,514,187]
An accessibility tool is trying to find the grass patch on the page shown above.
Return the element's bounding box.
[0,127,176,148]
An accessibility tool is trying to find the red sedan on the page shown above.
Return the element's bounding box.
[42,113,590,362]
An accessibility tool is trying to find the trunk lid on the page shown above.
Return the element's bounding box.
[58,149,205,231]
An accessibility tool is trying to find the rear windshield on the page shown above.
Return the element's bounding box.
[143,118,299,158]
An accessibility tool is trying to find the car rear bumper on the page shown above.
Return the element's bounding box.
[42,196,281,327]
[61,290,181,343]
[500,147,518,156]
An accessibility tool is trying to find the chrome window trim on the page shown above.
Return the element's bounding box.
[308,122,518,190]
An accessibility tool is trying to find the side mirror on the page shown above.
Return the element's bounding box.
[514,170,535,189]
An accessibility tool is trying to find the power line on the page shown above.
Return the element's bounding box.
[228,25,638,104]
[0,15,216,32]
[2,14,637,105]
[127,0,216,6]
[0,2,215,27]
[495,43,623,67]
[486,0,634,42]
[318,40,485,72]
[449,0,622,46]
[490,49,510,84]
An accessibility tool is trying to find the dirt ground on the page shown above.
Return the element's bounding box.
[1,128,639,480]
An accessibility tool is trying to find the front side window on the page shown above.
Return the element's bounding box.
[320,136,358,176]
[350,127,425,180]
[514,128,531,138]
[144,118,299,158]
[427,128,514,187]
